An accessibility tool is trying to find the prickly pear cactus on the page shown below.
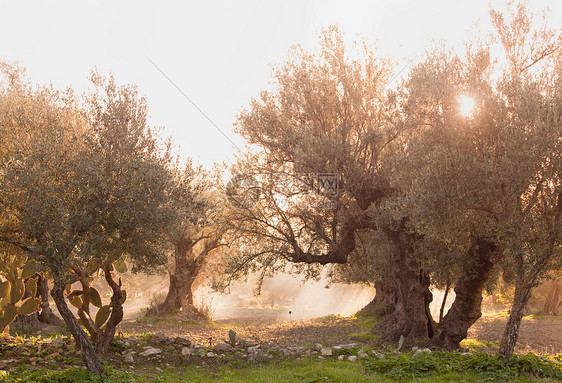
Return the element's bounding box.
[0,254,41,333]
[66,254,128,331]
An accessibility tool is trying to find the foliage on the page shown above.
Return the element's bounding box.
[1,352,560,382]
[0,366,137,383]
[224,25,397,285]
[0,254,40,333]
[0,64,180,371]
[364,351,562,381]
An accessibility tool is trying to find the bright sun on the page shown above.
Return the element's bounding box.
[458,95,475,117]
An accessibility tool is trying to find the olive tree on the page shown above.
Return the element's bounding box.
[394,2,561,354]
[225,27,437,345]
[0,67,177,372]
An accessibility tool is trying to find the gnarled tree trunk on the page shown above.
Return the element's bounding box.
[150,233,219,317]
[373,228,435,346]
[157,249,201,314]
[361,278,397,317]
[431,238,501,350]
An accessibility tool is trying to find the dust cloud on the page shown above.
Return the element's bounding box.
[93,273,473,322]
[198,273,376,321]
[117,272,375,321]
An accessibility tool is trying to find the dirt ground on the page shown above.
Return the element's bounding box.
[119,316,366,348]
[118,313,562,355]
[468,313,562,355]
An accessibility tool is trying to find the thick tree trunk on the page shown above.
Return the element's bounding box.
[152,240,202,315]
[374,228,435,346]
[361,278,397,317]
[51,275,105,374]
[499,281,533,360]
[36,275,61,324]
[431,239,500,350]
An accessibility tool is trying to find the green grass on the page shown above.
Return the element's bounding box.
[349,330,380,342]
[460,338,500,351]
[2,353,561,383]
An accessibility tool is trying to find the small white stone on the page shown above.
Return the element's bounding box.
[140,348,161,357]
[338,355,345,360]
[348,355,358,362]
[321,347,333,356]
[247,345,260,353]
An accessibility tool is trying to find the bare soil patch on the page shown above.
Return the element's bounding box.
[467,314,562,355]
[118,315,369,347]
[118,312,562,355]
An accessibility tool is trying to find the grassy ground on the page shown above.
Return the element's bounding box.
[1,313,562,382]
[2,355,561,382]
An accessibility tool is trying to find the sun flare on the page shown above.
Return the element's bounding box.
[458,95,475,117]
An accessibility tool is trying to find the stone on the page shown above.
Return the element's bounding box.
[247,345,260,353]
[181,347,193,356]
[320,347,332,356]
[151,332,168,343]
[214,343,233,352]
[348,355,358,362]
[313,343,323,352]
[174,336,192,347]
[140,347,161,357]
[124,355,134,363]
[206,352,215,357]
[422,348,431,353]
[357,350,368,358]
[337,343,358,349]
[338,355,345,361]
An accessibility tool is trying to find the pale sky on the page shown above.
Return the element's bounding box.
[1,0,560,169]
